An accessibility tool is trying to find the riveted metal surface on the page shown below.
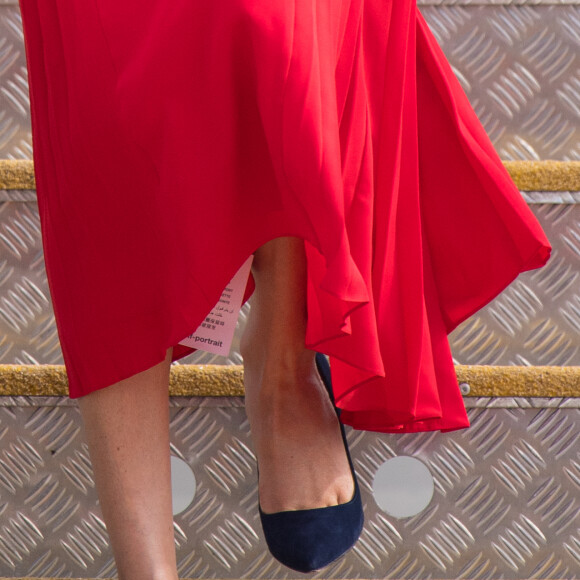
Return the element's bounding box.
[0,398,577,577]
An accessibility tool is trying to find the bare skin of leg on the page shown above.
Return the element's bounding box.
[241,237,354,513]
[76,237,351,578]
[77,346,177,580]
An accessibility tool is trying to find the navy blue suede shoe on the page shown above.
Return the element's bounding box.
[258,352,364,573]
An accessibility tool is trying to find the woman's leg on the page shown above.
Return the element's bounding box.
[77,347,177,580]
[241,237,354,513]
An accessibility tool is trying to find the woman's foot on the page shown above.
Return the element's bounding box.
[241,337,354,514]
[252,353,364,574]
[241,237,353,514]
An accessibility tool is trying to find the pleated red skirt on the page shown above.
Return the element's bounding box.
[19,0,551,433]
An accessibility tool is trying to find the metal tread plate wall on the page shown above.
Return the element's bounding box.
[0,3,578,160]
[0,2,579,367]
[0,396,576,578]
[0,0,578,578]
[3,196,580,368]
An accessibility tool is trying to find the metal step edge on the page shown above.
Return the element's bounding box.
[0,160,578,196]
[0,363,579,398]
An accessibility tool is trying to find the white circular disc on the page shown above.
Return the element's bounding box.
[372,455,434,518]
[171,456,196,515]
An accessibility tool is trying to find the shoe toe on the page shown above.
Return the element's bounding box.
[260,487,364,573]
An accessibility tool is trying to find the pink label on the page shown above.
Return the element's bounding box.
[178,255,254,356]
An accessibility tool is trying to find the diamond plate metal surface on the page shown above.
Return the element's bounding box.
[449,201,580,366]
[1,196,579,367]
[0,2,578,365]
[1,5,580,159]
[0,1,579,577]
[0,398,577,578]
[421,5,580,161]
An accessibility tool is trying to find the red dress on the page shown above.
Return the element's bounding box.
[18,0,550,433]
